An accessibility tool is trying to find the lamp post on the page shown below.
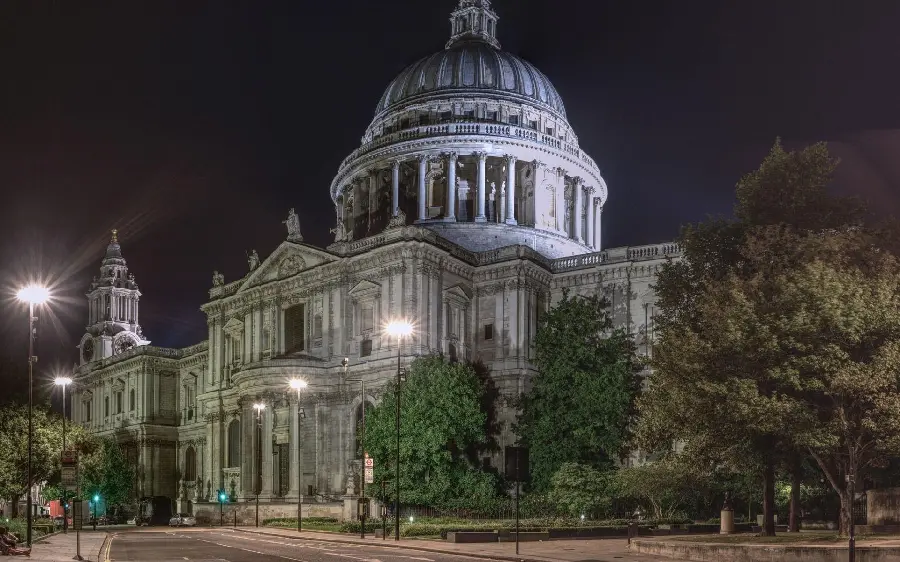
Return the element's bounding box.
[54,376,72,534]
[253,402,265,528]
[17,284,50,547]
[288,379,308,533]
[385,320,412,541]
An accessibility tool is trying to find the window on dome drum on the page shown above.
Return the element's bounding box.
[546,127,554,136]
[484,323,494,341]
[419,113,430,125]
[360,339,373,357]
[440,111,452,122]
[529,120,538,130]
[400,118,409,129]
[284,304,306,353]
[184,446,196,482]
[464,109,475,118]
[487,111,498,122]
[508,115,519,126]
[227,419,241,468]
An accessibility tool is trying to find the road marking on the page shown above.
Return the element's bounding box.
[105,533,115,562]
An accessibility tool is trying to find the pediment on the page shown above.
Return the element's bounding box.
[348,279,381,298]
[222,317,244,334]
[238,241,337,292]
[443,284,472,302]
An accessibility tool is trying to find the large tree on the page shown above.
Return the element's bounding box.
[637,141,865,535]
[364,356,499,507]
[516,291,642,491]
[79,438,135,508]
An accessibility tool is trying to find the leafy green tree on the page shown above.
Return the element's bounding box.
[615,456,707,520]
[79,438,135,508]
[637,141,864,535]
[516,291,642,491]
[549,463,615,518]
[365,356,499,507]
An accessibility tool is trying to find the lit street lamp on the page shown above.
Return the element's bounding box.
[288,379,308,533]
[54,376,73,533]
[253,402,265,528]
[17,284,50,547]
[384,319,412,541]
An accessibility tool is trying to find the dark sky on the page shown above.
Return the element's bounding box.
[2,0,900,385]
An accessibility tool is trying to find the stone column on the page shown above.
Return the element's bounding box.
[573,177,584,243]
[586,187,595,249]
[289,401,301,498]
[417,155,428,221]
[445,152,457,221]
[475,152,487,222]
[596,205,603,251]
[261,407,274,498]
[391,160,400,216]
[505,155,517,225]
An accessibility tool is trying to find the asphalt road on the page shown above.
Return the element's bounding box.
[108,529,493,562]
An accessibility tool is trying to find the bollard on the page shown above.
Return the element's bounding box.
[720,492,735,535]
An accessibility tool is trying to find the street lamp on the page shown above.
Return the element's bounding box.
[253,402,265,528]
[384,319,412,541]
[54,376,73,534]
[288,379,308,532]
[17,284,50,547]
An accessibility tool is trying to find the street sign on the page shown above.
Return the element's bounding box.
[364,457,374,468]
[61,450,77,466]
[61,466,78,492]
[364,467,374,484]
[72,500,84,530]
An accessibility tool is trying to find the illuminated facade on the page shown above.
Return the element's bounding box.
[73,0,679,515]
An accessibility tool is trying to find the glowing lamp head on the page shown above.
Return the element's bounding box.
[55,377,73,387]
[289,379,308,391]
[93,494,99,502]
[16,285,50,305]
[253,403,266,412]
[385,320,413,338]
[219,491,227,502]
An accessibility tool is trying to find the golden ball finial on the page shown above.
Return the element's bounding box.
[110,229,118,243]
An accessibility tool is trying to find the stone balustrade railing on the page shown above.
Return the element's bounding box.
[550,242,682,273]
[338,120,601,177]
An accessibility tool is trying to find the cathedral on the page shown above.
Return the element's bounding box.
[73,0,679,517]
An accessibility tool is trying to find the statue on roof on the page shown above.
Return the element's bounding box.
[283,208,303,243]
[212,270,225,287]
[247,250,260,271]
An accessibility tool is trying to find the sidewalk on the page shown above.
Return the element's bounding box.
[231,526,682,562]
[27,530,108,562]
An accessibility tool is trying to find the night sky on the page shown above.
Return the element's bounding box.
[2,0,900,387]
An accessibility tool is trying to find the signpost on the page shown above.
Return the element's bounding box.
[63,450,83,561]
[364,455,374,485]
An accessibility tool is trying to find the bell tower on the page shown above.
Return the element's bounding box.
[446,0,500,50]
[79,229,150,364]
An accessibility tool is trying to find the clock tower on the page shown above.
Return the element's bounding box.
[79,229,150,364]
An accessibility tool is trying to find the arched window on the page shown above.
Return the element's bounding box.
[184,446,196,482]
[227,419,241,468]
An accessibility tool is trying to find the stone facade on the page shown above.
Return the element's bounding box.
[72,0,680,513]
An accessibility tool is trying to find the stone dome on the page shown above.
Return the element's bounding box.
[376,41,567,119]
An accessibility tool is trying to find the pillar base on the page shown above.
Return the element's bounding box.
[442,216,457,222]
[504,218,518,226]
[474,216,487,223]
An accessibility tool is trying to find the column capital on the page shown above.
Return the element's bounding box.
[473,151,489,161]
[572,176,583,185]
[587,185,596,194]
[391,159,402,170]
[505,154,518,163]
[555,167,567,177]
[444,151,459,161]
[417,153,431,164]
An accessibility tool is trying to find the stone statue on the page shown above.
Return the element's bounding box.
[283,208,303,242]
[247,249,260,271]
[346,461,359,495]
[330,219,347,242]
[212,270,225,287]
[387,209,407,229]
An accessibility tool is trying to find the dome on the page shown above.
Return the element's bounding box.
[376,42,567,118]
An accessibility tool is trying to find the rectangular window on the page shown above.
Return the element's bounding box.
[85,400,92,422]
[130,389,135,411]
[546,127,554,136]
[285,304,306,353]
[104,396,109,417]
[440,111,452,122]
[360,339,373,357]
[361,304,375,333]
[262,326,270,352]
[116,391,123,414]
[529,120,538,130]
[508,115,519,126]
[399,118,410,129]
[487,110,498,121]
[464,109,475,118]
[314,315,323,339]
[484,323,494,341]
[419,113,430,125]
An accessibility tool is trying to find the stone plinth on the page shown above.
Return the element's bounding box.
[868,487,900,525]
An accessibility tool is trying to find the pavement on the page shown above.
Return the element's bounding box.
[102,526,688,562]
[24,529,109,561]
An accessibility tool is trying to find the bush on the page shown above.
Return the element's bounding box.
[263,516,339,526]
[338,520,380,534]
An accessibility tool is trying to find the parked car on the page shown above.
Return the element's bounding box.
[168,513,196,527]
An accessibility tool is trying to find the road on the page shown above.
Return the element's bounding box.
[108,529,496,562]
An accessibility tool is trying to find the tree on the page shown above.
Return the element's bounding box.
[364,356,499,507]
[0,404,86,517]
[615,457,707,520]
[637,141,864,535]
[516,291,642,491]
[79,438,135,508]
[549,462,615,518]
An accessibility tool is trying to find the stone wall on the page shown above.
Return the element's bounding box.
[868,488,900,525]
[192,501,342,526]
